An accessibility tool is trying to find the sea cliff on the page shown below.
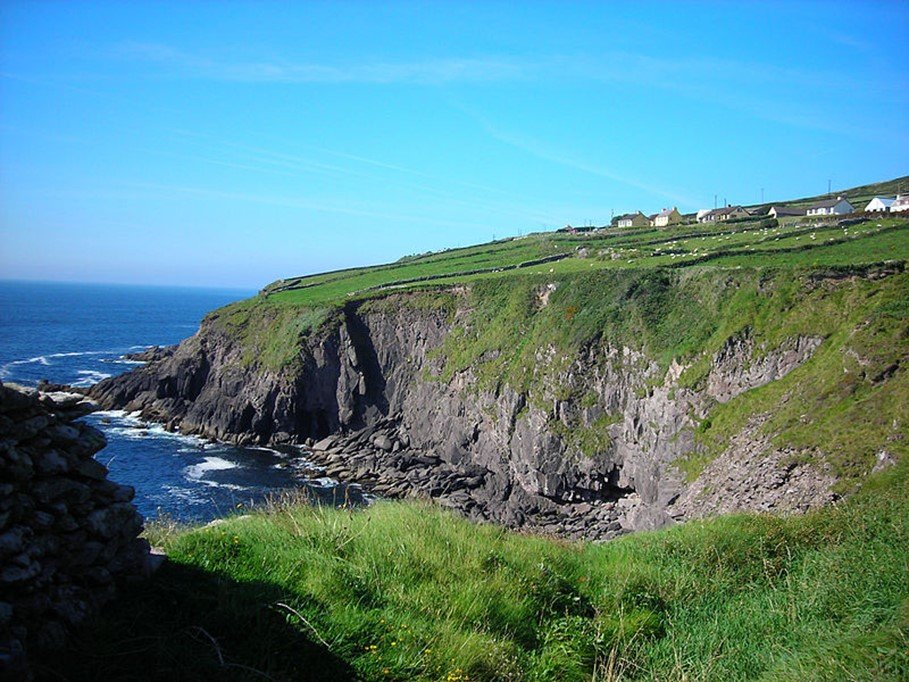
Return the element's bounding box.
[90,263,908,539]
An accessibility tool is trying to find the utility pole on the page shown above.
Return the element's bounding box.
[714,194,717,209]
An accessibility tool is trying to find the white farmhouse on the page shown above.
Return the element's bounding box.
[806,196,854,216]
[864,196,895,212]
[891,195,909,213]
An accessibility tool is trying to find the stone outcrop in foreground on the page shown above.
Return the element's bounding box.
[0,383,150,679]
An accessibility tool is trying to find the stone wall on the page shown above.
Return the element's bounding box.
[0,382,150,679]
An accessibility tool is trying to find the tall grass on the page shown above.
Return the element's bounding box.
[44,463,908,681]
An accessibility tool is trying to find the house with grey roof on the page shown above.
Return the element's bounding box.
[806,196,854,216]
[616,211,650,228]
[864,196,895,212]
[891,195,909,213]
[768,205,805,219]
[697,205,751,223]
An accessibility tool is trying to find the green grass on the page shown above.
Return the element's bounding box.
[248,215,906,309]
[42,463,909,681]
[682,269,909,483]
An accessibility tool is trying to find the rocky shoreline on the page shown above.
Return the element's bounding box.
[304,415,630,541]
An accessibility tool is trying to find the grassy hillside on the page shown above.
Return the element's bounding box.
[42,462,908,680]
[253,214,907,308]
[756,175,909,212]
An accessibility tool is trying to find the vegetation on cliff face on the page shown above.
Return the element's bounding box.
[44,462,908,680]
[63,180,909,679]
[218,269,907,480]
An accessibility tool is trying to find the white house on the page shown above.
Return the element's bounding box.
[652,207,682,227]
[891,195,909,213]
[806,196,854,216]
[865,196,895,212]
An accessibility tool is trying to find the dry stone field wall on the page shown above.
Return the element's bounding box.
[0,382,150,679]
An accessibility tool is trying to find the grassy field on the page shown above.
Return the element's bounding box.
[252,175,907,310]
[42,462,908,681]
[254,215,907,308]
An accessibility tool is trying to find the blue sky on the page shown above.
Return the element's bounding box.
[1,1,907,289]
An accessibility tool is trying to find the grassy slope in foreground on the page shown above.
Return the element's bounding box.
[44,462,908,681]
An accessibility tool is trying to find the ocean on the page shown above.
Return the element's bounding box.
[0,280,363,523]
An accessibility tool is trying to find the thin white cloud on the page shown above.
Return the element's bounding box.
[115,179,530,232]
[107,42,909,141]
[454,103,699,207]
[161,128,562,224]
[115,42,530,84]
[112,42,908,97]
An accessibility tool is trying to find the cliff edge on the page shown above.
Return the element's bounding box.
[90,263,908,539]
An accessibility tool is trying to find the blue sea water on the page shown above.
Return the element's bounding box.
[0,280,362,523]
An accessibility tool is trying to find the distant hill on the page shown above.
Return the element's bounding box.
[749,174,909,213]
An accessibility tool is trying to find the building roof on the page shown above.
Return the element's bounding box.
[810,197,851,209]
[867,196,895,207]
[655,207,678,218]
[703,205,748,219]
[616,211,646,221]
[769,205,804,216]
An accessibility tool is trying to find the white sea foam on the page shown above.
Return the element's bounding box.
[248,446,283,455]
[71,370,113,387]
[0,356,48,378]
[92,409,132,420]
[160,485,208,506]
[184,456,239,480]
[93,411,207,449]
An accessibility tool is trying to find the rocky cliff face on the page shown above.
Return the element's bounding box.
[90,286,834,540]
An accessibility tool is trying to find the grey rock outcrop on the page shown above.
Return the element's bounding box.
[0,383,150,679]
[89,290,834,539]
